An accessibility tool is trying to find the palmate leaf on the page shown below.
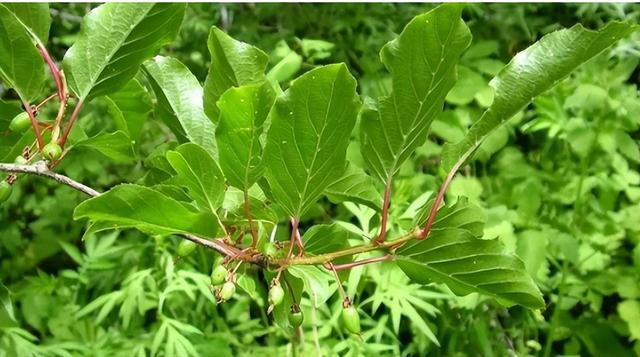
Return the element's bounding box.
[216,82,276,190]
[441,21,638,173]
[63,3,185,101]
[360,4,471,184]
[263,64,361,218]
[143,56,217,156]
[203,26,269,122]
[74,184,219,237]
[0,4,48,101]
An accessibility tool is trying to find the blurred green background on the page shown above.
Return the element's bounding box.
[1,3,640,356]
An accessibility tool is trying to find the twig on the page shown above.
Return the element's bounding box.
[326,255,393,271]
[0,161,99,197]
[0,161,248,262]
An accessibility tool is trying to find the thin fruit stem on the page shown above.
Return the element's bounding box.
[35,93,57,110]
[327,262,347,301]
[374,180,392,244]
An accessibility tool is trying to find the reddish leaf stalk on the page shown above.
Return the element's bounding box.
[37,44,65,101]
[21,100,44,149]
[374,181,392,244]
[243,189,258,247]
[59,100,84,147]
[326,255,394,271]
[419,150,474,239]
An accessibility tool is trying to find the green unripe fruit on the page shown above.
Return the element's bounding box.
[218,281,235,301]
[210,265,228,286]
[288,307,304,328]
[9,112,31,132]
[177,239,197,257]
[268,285,285,306]
[42,142,62,161]
[0,181,12,204]
[14,156,28,165]
[341,305,361,334]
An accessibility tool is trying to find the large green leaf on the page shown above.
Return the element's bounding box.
[396,228,544,309]
[166,143,225,214]
[74,184,219,237]
[216,82,276,190]
[441,21,638,173]
[324,164,382,210]
[105,78,152,145]
[359,4,471,184]
[263,64,361,218]
[1,3,50,44]
[203,27,269,122]
[74,131,135,162]
[0,4,47,101]
[143,56,217,156]
[63,3,185,101]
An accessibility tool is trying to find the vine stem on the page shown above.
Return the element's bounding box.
[0,161,245,262]
[327,255,394,271]
[0,162,421,270]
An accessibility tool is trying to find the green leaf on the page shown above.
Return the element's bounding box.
[359,4,471,183]
[74,131,135,162]
[63,3,185,101]
[414,197,486,237]
[105,78,152,144]
[216,82,276,190]
[396,228,544,309]
[264,64,361,218]
[324,164,383,210]
[203,26,269,122]
[74,184,219,237]
[302,223,355,264]
[166,143,225,214]
[1,283,15,322]
[143,56,217,156]
[618,300,640,340]
[0,4,47,101]
[441,21,638,173]
[1,3,50,45]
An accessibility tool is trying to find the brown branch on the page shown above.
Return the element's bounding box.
[0,161,248,262]
[0,161,99,197]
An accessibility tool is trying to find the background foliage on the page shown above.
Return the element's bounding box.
[1,3,640,356]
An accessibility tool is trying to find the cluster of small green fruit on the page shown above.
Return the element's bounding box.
[1,111,65,205]
[175,240,361,334]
